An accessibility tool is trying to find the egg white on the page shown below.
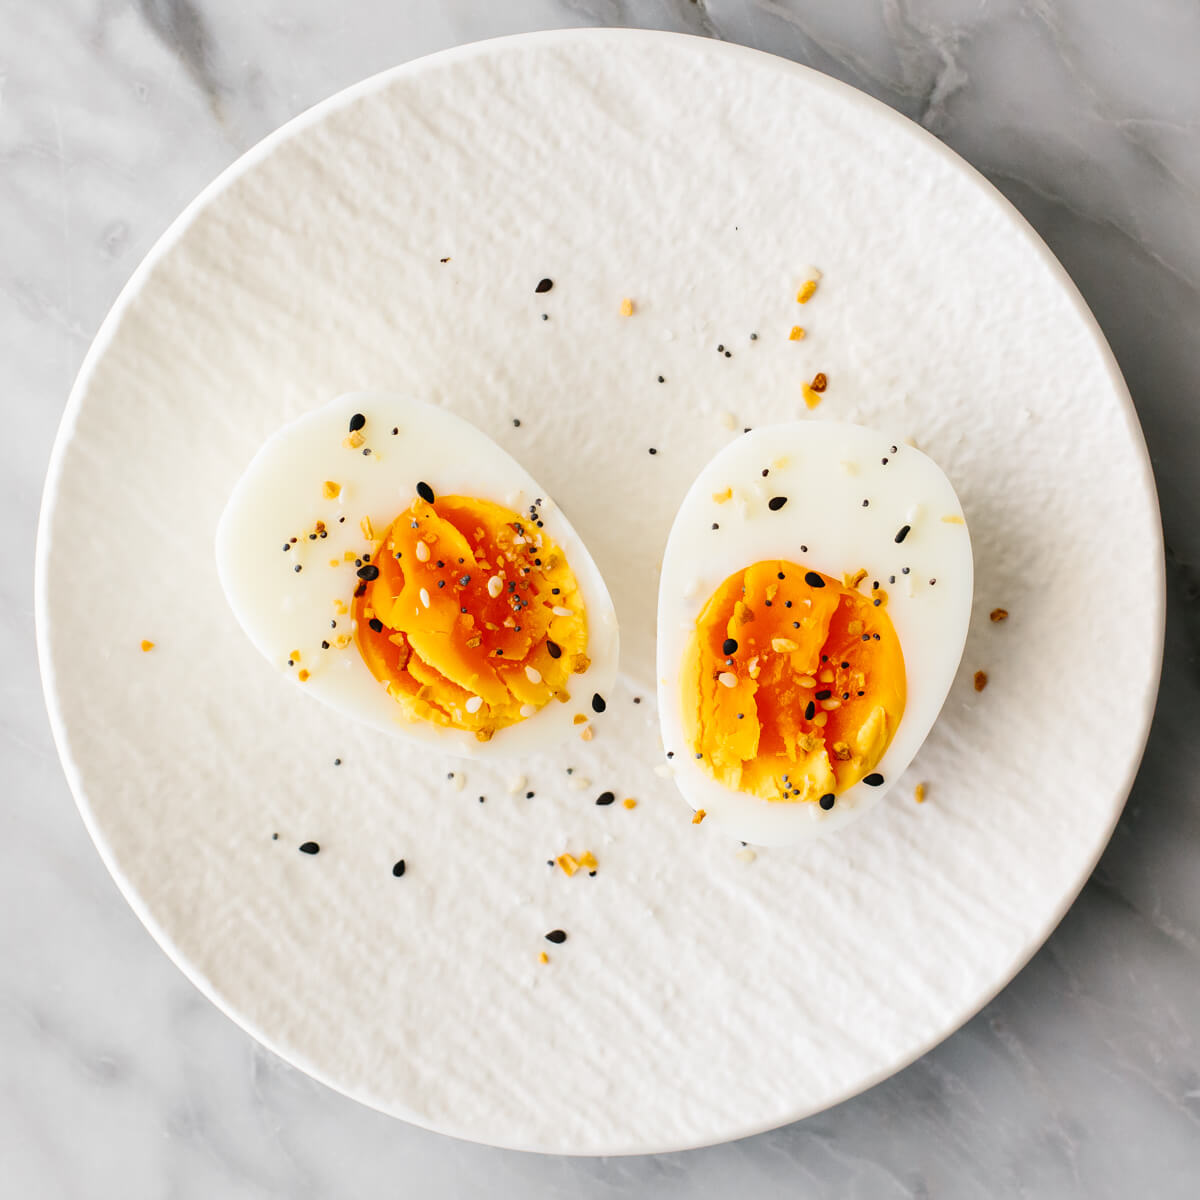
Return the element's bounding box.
[656,421,973,844]
[216,392,620,757]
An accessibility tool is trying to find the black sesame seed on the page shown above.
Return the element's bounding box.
[873,598,882,607]
[513,418,521,427]
[819,793,836,811]
[712,523,719,530]
[804,701,816,720]
[822,655,829,662]
[862,634,870,642]
[804,571,825,588]
[768,496,788,511]
[368,617,384,633]
[362,447,371,456]
[863,773,885,786]
[902,567,911,575]
[591,693,606,714]
[333,758,341,765]
[657,375,665,383]
[535,278,553,293]
[495,649,503,656]
[547,640,562,659]
[348,413,366,433]
[722,638,738,655]
[321,640,330,649]
[392,426,399,435]
[841,661,850,669]
[545,929,567,944]
[293,564,302,573]
[882,457,889,465]
[282,544,290,552]
[416,481,435,503]
[792,621,800,629]
[392,859,406,877]
[842,692,850,700]
[890,445,898,454]
[895,524,911,544]
[459,575,471,586]
[724,350,731,358]
[930,578,937,586]
[299,842,320,855]
[717,344,724,352]
[525,791,534,799]
[596,791,616,806]
[814,689,832,700]
[862,499,869,508]
[648,447,657,455]
[633,697,641,704]
[357,564,380,581]
[437,580,445,589]
[777,571,785,579]
[750,332,758,340]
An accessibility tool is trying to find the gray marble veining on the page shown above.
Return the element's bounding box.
[3,2,1198,1196]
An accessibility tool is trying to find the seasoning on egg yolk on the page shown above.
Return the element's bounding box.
[682,561,905,803]
[351,495,589,740]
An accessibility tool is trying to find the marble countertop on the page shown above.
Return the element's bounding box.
[4,2,1198,1196]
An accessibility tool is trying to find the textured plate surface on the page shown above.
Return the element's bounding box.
[36,30,1163,1155]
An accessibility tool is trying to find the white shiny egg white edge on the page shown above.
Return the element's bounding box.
[655,421,973,844]
[216,392,619,758]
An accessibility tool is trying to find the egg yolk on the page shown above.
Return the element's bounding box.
[682,561,905,803]
[352,494,589,739]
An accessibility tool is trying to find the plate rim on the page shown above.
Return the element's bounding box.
[34,26,1166,1156]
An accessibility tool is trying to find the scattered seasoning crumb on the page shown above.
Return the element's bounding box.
[139,640,155,652]
[573,714,587,725]
[545,929,567,944]
[619,297,634,317]
[788,325,806,341]
[797,279,818,304]
[942,514,965,525]
[692,809,707,825]
[914,783,927,804]
[343,431,365,450]
[718,411,737,430]
[990,608,1009,623]
[580,726,594,741]
[299,841,320,855]
[596,791,616,806]
[811,372,828,392]
[578,851,598,870]
[392,859,406,877]
[974,670,989,692]
[360,515,375,540]
[539,951,549,964]
[440,256,450,263]
[623,797,637,809]
[297,669,310,682]
[556,853,580,877]
[802,383,822,411]
[535,278,553,293]
[322,480,341,499]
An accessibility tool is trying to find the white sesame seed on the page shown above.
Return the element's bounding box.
[718,411,737,430]
[415,541,430,562]
[771,638,799,653]
[450,771,466,792]
[718,672,738,688]
[568,776,591,791]
[735,848,757,864]
[465,696,483,714]
[487,575,503,598]
[654,764,675,778]
[821,699,842,711]
[798,676,816,688]
[508,774,526,795]
[519,703,537,718]
[525,665,542,684]
[552,606,572,617]
[419,588,430,608]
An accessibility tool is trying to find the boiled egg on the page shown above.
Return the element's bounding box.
[217,393,619,757]
[656,422,972,844]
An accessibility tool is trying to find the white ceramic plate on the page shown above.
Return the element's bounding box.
[36,30,1163,1155]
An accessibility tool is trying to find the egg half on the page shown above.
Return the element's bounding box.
[217,393,619,757]
[656,422,972,844]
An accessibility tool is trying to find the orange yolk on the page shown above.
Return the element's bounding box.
[352,495,589,740]
[682,561,905,803]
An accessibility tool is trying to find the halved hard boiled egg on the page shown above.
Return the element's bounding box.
[656,422,972,844]
[217,394,619,757]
